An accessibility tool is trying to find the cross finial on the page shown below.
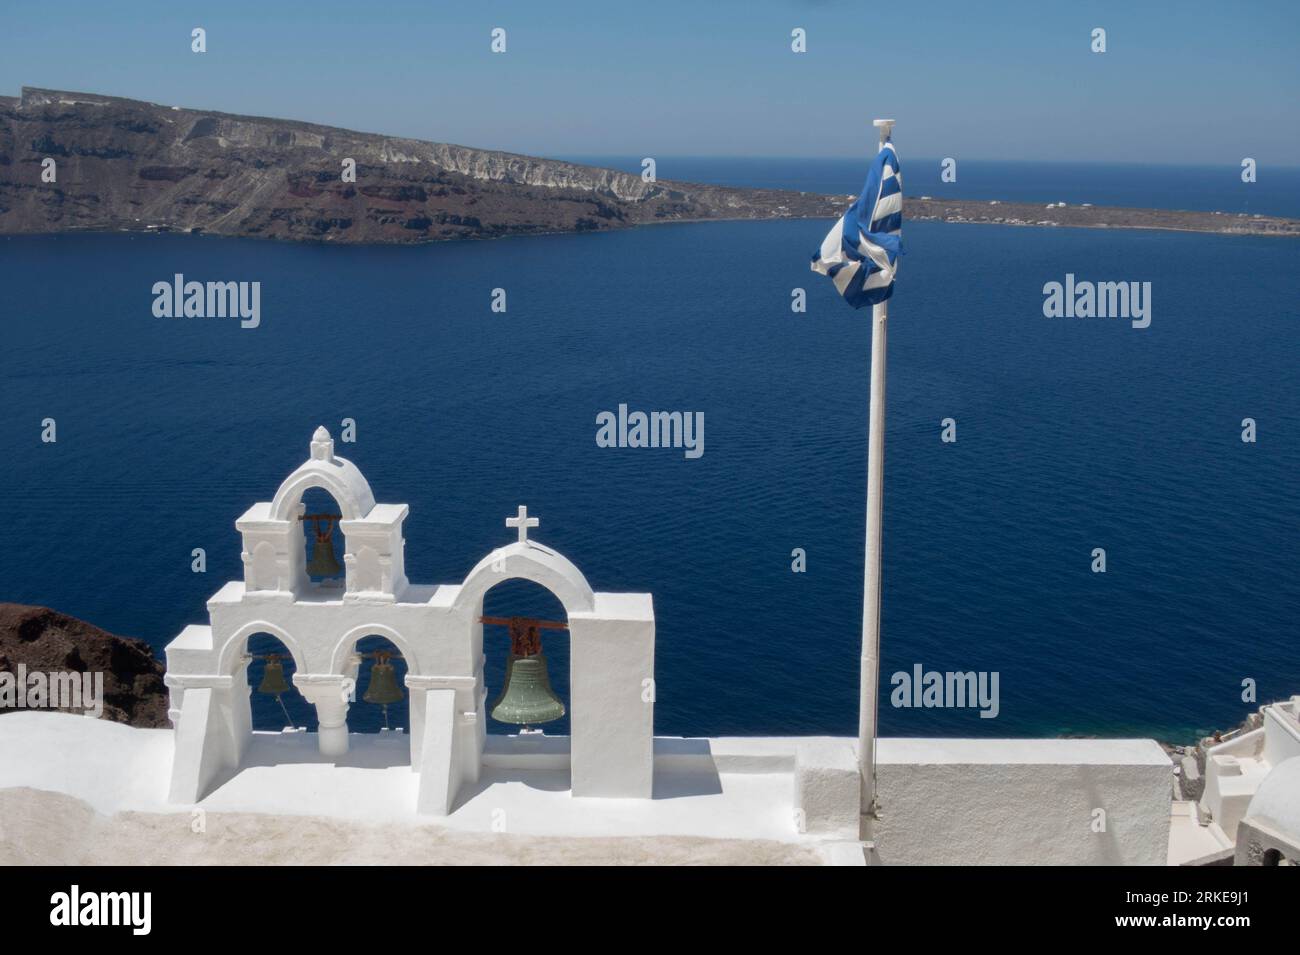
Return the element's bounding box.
[505,505,539,544]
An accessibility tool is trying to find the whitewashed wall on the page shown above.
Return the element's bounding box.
[872,739,1172,865]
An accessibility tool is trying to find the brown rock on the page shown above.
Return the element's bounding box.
[0,603,169,728]
[0,87,844,244]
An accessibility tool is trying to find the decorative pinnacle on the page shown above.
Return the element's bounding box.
[310,426,334,462]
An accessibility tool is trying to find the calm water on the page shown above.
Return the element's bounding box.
[2,184,1298,742]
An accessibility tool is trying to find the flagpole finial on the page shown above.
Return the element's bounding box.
[872,119,895,148]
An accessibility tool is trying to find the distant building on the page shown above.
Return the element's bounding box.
[1172,696,1300,865]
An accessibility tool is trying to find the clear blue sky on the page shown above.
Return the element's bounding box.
[2,0,1297,164]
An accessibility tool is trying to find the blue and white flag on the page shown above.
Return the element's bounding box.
[810,143,902,308]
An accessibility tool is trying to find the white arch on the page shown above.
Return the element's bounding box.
[452,541,595,617]
[270,458,375,521]
[216,620,310,675]
[329,623,422,676]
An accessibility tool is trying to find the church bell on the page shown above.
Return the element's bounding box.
[257,656,291,695]
[304,514,343,578]
[491,654,566,726]
[482,615,567,727]
[363,653,404,706]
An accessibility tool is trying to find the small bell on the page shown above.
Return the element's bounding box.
[363,654,404,706]
[362,650,404,731]
[257,655,292,695]
[304,514,343,578]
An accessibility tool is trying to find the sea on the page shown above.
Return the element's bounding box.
[1,159,1297,742]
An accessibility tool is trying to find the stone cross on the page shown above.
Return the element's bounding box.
[506,505,539,543]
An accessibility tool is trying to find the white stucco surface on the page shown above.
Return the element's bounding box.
[794,740,860,837]
[0,714,1177,865]
[0,788,824,867]
[0,714,802,843]
[873,737,1172,865]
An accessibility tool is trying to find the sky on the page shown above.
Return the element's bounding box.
[2,0,1297,165]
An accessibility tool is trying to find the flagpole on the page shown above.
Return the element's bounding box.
[858,117,894,841]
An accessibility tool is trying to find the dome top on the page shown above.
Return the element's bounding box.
[1245,755,1300,842]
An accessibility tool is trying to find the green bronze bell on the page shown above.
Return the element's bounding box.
[304,514,342,578]
[363,658,404,706]
[306,535,341,577]
[257,656,291,695]
[490,654,565,726]
[481,615,568,728]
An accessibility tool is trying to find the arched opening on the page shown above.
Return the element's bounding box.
[1261,848,1284,866]
[482,578,571,738]
[243,631,315,732]
[300,487,346,588]
[345,634,411,735]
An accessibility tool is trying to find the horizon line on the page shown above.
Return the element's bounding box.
[559,154,1300,172]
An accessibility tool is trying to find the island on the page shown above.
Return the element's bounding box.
[2,87,1297,243]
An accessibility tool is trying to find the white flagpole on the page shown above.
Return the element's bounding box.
[858,117,894,840]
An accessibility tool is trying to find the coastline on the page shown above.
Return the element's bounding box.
[4,196,1297,247]
[4,86,1296,246]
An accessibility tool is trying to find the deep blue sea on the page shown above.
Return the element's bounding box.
[2,160,1298,742]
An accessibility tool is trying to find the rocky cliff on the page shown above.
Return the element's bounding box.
[0,87,842,243]
[2,87,1296,243]
[0,603,169,728]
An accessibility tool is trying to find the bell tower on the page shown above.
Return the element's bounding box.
[165,430,656,815]
[233,427,408,600]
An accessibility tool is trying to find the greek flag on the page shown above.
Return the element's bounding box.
[810,143,902,308]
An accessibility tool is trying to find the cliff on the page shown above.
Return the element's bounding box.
[0,87,842,243]
[0,603,169,728]
[1,87,1296,243]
